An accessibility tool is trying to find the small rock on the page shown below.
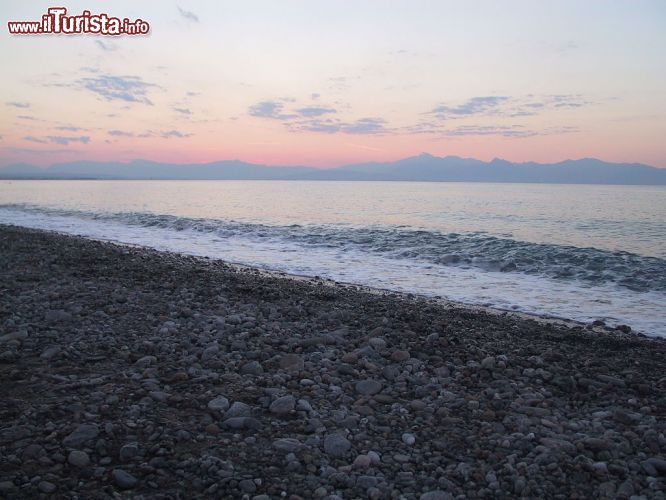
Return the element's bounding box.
[420,491,453,500]
[391,350,410,362]
[67,450,90,468]
[402,433,416,446]
[239,479,257,493]
[273,438,303,453]
[207,396,230,413]
[269,395,295,415]
[355,379,383,396]
[112,469,138,489]
[119,443,139,462]
[224,401,252,419]
[38,481,57,494]
[62,424,99,449]
[222,417,262,431]
[353,454,372,469]
[323,433,351,457]
[134,355,156,368]
[40,346,61,360]
[481,356,496,370]
[240,360,264,376]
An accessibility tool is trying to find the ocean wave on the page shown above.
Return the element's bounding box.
[2,203,665,293]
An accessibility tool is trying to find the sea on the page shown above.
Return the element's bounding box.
[1,180,665,337]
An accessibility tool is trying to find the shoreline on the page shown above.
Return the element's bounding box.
[1,225,665,498]
[0,222,649,339]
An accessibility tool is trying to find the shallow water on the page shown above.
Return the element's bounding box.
[1,180,665,336]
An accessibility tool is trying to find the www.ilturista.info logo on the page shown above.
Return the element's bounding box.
[7,7,150,35]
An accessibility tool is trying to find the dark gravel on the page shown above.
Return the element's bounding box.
[1,225,665,499]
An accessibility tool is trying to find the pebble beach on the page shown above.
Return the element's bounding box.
[1,225,665,499]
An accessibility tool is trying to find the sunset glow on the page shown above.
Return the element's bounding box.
[2,0,665,167]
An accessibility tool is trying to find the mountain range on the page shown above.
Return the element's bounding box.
[1,154,665,185]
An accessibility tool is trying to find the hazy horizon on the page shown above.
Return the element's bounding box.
[2,1,666,169]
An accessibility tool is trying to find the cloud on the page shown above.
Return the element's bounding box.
[248,101,297,120]
[432,96,509,118]
[22,135,91,145]
[291,117,388,135]
[17,115,36,120]
[177,6,199,22]
[439,124,578,138]
[108,130,134,137]
[7,101,30,108]
[160,130,192,139]
[76,74,158,105]
[550,94,586,108]
[95,40,118,51]
[340,117,387,134]
[4,147,82,155]
[430,94,591,121]
[249,98,387,135]
[295,106,336,117]
[174,107,192,115]
[47,136,90,145]
[55,125,86,132]
[24,136,47,144]
[311,93,320,100]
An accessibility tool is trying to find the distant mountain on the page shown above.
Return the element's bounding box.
[1,154,665,185]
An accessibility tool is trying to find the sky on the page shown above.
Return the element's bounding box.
[1,0,665,168]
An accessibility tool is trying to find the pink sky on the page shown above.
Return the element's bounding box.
[2,1,665,168]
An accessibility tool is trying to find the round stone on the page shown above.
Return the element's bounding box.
[355,379,383,396]
[67,450,90,467]
[207,396,230,412]
[323,433,352,457]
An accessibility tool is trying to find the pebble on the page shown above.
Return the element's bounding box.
[1,227,663,499]
[207,396,230,412]
[355,379,383,395]
[323,433,352,457]
[402,433,416,446]
[269,395,295,415]
[391,350,410,362]
[112,469,138,489]
[67,450,90,467]
[62,424,99,449]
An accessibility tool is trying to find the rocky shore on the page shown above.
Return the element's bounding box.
[1,225,665,499]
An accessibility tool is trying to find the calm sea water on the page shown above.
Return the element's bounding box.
[1,180,665,336]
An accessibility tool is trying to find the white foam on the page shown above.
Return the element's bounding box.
[2,207,664,337]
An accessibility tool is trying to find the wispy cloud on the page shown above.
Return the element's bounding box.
[95,40,118,52]
[108,130,134,137]
[290,117,388,135]
[431,94,590,120]
[174,107,192,115]
[431,96,509,118]
[249,101,297,120]
[55,125,87,132]
[24,136,47,144]
[6,101,30,108]
[24,135,91,145]
[295,106,336,117]
[17,115,36,121]
[177,6,199,23]
[5,147,82,155]
[440,124,579,138]
[160,130,192,139]
[74,74,159,105]
[47,136,90,145]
